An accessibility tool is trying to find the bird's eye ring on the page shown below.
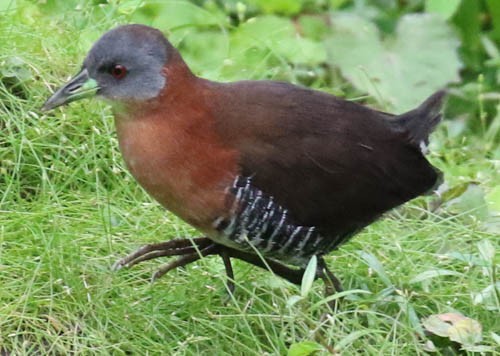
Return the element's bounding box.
[110,64,127,79]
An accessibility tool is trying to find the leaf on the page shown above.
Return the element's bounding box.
[409,269,463,284]
[491,332,500,346]
[481,35,500,60]
[286,295,303,308]
[485,185,500,213]
[447,318,482,345]
[330,0,348,9]
[425,0,461,20]
[422,314,454,337]
[0,0,16,12]
[445,184,489,221]
[422,313,483,347]
[298,15,330,41]
[311,289,372,309]
[1,56,32,82]
[358,251,392,287]
[461,345,495,353]
[335,330,380,351]
[446,252,489,267]
[248,0,303,16]
[288,341,322,356]
[438,182,471,203]
[486,0,500,41]
[301,255,317,297]
[131,0,224,31]
[175,31,229,80]
[452,0,482,67]
[231,16,296,51]
[476,239,495,265]
[326,13,461,112]
[276,37,327,66]
[406,303,425,337]
[115,0,143,15]
[231,16,326,67]
[471,282,500,310]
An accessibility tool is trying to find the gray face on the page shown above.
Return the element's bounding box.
[84,24,169,101]
[42,24,170,112]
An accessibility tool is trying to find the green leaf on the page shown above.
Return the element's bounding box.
[452,0,482,68]
[231,15,326,65]
[461,345,495,353]
[114,0,143,15]
[446,184,489,221]
[175,31,229,80]
[481,35,500,60]
[277,37,327,66]
[247,0,303,16]
[330,0,348,9]
[225,15,327,79]
[358,251,392,287]
[477,239,495,265]
[301,255,317,297]
[409,269,463,284]
[485,185,500,213]
[335,330,380,351]
[406,303,425,337]
[288,341,322,356]
[486,0,500,41]
[446,252,489,267]
[471,282,500,310]
[0,0,16,12]
[286,295,303,308]
[425,0,461,20]
[491,332,500,346]
[439,182,473,203]
[298,15,329,41]
[312,289,371,309]
[0,56,32,82]
[326,13,461,112]
[131,0,224,31]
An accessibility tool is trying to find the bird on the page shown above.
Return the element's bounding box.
[42,24,445,297]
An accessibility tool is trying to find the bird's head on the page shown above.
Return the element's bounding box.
[42,24,171,111]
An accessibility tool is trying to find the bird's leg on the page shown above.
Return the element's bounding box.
[317,257,343,294]
[113,238,342,303]
[220,249,235,295]
[223,248,306,286]
[113,237,306,286]
[317,256,343,310]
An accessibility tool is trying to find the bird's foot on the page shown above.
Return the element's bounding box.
[112,238,343,307]
[112,237,213,271]
[112,237,235,292]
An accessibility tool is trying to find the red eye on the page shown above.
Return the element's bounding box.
[110,64,127,79]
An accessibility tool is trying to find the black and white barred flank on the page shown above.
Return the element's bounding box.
[212,176,338,265]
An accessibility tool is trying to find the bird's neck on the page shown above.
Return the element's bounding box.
[112,62,238,233]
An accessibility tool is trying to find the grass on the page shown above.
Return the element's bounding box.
[1,184,497,354]
[1,3,499,355]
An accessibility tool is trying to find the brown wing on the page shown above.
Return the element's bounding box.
[212,81,440,245]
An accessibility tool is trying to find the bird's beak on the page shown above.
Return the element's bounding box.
[42,68,99,111]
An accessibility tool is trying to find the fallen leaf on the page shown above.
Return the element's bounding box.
[422,312,483,347]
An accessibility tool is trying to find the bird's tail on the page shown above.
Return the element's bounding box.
[395,90,447,147]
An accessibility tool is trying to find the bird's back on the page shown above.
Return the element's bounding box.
[210,81,443,258]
